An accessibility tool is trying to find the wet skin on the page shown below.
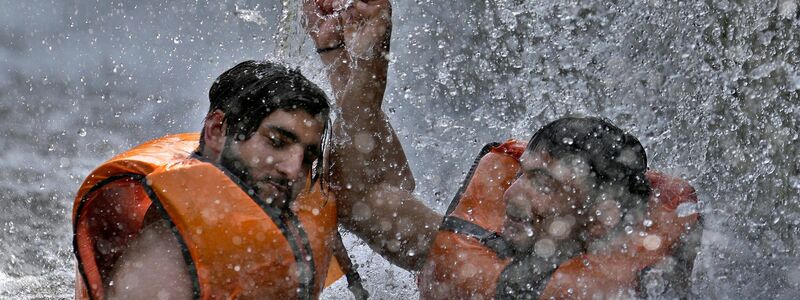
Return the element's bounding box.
[219,109,323,207]
[501,150,622,254]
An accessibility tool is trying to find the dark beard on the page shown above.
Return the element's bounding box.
[220,145,256,192]
[219,138,291,208]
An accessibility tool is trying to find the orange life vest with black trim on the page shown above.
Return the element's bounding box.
[72,133,343,300]
[418,140,700,300]
[418,141,523,299]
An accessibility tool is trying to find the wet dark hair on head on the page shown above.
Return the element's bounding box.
[526,116,650,211]
[199,60,331,187]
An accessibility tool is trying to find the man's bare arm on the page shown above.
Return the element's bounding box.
[304,0,441,270]
[107,218,192,299]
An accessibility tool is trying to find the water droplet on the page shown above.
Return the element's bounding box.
[78,128,87,137]
[534,238,555,258]
[676,202,699,218]
[643,219,653,227]
[562,137,574,145]
[548,218,571,238]
[643,235,662,251]
[624,225,634,234]
[354,132,376,153]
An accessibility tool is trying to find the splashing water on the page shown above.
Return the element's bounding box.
[0,0,798,298]
[234,4,269,26]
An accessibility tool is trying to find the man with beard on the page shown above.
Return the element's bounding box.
[75,0,439,298]
[75,60,365,299]
[419,117,701,299]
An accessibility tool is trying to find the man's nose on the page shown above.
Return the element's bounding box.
[275,145,305,180]
[505,180,534,220]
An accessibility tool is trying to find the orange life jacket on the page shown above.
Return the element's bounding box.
[418,141,523,299]
[72,133,343,300]
[418,140,700,300]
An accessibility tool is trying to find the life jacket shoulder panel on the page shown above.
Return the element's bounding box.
[72,133,200,220]
[73,133,200,300]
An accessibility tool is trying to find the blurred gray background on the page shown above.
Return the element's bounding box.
[1,0,798,298]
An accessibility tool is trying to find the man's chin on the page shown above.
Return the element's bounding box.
[262,192,291,208]
[253,183,284,204]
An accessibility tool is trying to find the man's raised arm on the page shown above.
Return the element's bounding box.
[303,0,440,271]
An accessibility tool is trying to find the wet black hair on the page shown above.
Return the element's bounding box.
[199,60,331,186]
[525,116,650,211]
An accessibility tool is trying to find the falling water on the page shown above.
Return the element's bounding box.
[0,0,797,298]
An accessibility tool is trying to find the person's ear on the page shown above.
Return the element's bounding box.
[203,110,227,157]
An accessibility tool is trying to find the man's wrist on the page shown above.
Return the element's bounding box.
[316,41,345,53]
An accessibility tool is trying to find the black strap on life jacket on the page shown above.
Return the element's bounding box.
[441,142,513,259]
[332,230,369,300]
[439,142,515,259]
[440,216,515,259]
[494,252,556,300]
[439,216,553,299]
[438,142,554,299]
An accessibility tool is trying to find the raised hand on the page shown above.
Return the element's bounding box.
[302,0,344,53]
[340,0,392,61]
[315,0,352,15]
[304,0,436,272]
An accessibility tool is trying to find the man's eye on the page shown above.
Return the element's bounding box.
[268,136,286,148]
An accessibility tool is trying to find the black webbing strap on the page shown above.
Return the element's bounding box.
[332,230,369,300]
[494,253,556,300]
[440,216,515,259]
[440,216,555,299]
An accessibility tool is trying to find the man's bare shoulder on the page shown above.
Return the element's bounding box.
[107,219,192,299]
